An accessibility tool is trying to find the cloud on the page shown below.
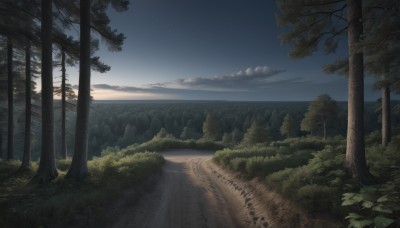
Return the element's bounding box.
[168,66,287,90]
[93,84,148,92]
[75,65,343,100]
[89,66,292,94]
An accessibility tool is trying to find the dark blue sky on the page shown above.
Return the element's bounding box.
[67,0,385,101]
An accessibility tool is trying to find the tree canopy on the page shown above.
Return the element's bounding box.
[301,94,337,139]
[241,122,268,145]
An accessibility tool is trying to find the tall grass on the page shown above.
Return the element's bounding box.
[0,149,164,227]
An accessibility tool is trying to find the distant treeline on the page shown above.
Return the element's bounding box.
[5,100,391,160]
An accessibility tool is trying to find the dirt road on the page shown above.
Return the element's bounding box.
[112,149,338,228]
[112,149,269,228]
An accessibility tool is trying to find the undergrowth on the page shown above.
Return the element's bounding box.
[213,136,400,227]
[0,150,164,227]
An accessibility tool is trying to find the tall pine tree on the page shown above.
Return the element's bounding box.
[277,0,375,184]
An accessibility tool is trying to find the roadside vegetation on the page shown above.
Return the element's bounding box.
[0,134,225,227]
[213,135,400,227]
[0,147,164,227]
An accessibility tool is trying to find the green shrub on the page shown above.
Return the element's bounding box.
[265,168,294,191]
[296,184,339,212]
[342,182,400,228]
[366,130,381,146]
[56,158,72,172]
[289,138,327,150]
[245,156,269,177]
[213,146,277,167]
[230,157,247,172]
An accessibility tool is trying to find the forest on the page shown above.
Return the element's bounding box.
[20,100,400,160]
[1,0,400,227]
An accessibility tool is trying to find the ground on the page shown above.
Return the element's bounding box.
[111,149,339,228]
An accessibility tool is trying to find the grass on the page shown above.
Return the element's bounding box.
[0,137,222,227]
[0,149,164,227]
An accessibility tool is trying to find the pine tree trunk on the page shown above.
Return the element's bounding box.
[32,0,58,183]
[0,133,2,159]
[21,42,32,169]
[7,37,13,160]
[381,85,391,147]
[61,48,67,159]
[67,0,90,179]
[345,0,374,185]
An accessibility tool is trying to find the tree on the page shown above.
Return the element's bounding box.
[231,128,242,144]
[241,122,268,145]
[363,1,400,147]
[202,113,219,141]
[20,40,32,169]
[280,113,297,138]
[322,2,400,146]
[60,48,68,159]
[52,33,109,159]
[6,37,13,160]
[277,0,375,184]
[67,0,128,179]
[221,132,232,146]
[33,0,58,182]
[20,0,40,169]
[0,0,41,169]
[180,126,199,140]
[154,128,174,139]
[300,94,337,139]
[67,0,91,178]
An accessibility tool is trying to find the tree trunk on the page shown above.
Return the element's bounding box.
[67,0,90,179]
[32,0,58,183]
[0,133,2,159]
[21,41,32,169]
[323,119,327,140]
[61,48,67,159]
[345,0,374,185]
[7,37,13,160]
[381,79,391,147]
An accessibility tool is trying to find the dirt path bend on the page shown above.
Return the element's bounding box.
[112,149,269,228]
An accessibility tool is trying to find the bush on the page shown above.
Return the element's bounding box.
[289,138,327,151]
[230,157,247,172]
[213,146,277,167]
[214,135,400,220]
[296,184,339,212]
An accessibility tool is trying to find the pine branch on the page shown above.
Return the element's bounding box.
[303,0,345,7]
[300,4,347,22]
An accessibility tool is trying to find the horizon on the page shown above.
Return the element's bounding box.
[42,0,389,102]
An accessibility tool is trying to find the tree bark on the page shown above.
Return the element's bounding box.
[381,79,391,147]
[67,0,90,179]
[32,0,58,183]
[21,42,32,169]
[7,37,13,160]
[61,48,67,159]
[345,0,374,185]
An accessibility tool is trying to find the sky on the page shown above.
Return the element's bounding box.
[57,0,387,101]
